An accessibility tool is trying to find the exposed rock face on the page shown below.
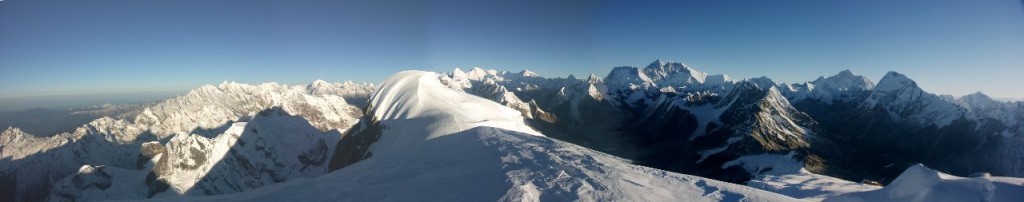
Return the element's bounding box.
[328,117,383,172]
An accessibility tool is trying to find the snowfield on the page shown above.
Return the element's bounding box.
[725,153,881,201]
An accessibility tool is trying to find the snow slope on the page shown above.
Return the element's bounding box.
[725,153,881,201]
[168,71,803,202]
[824,164,1024,202]
[727,154,1024,202]
[363,71,543,153]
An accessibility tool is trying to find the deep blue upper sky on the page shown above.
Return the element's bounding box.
[1,0,1023,101]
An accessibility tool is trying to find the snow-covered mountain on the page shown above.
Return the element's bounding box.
[171,69,1023,202]
[604,60,733,92]
[604,60,735,108]
[775,69,1024,182]
[188,70,803,201]
[1,81,373,201]
[2,60,1023,201]
[781,69,874,104]
[48,108,341,201]
[955,92,1024,137]
[435,61,828,184]
[859,72,965,128]
[401,60,1024,191]
[0,103,153,137]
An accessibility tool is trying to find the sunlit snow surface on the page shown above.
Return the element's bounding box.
[725,153,881,201]
[728,153,1024,202]
[825,164,1024,202]
[165,71,802,201]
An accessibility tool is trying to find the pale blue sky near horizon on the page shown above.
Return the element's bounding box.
[1,0,1023,109]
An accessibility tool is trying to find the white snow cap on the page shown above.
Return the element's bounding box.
[874,71,917,92]
[519,70,538,77]
[605,66,652,85]
[644,59,708,85]
[811,69,875,91]
[367,71,542,153]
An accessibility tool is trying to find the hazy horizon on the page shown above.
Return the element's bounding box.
[2,65,1023,112]
[0,89,187,112]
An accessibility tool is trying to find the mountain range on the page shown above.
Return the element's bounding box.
[1,60,1022,201]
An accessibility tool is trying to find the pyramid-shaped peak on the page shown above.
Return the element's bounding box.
[966,91,990,98]
[838,69,855,76]
[587,74,602,82]
[519,70,538,77]
[874,71,918,92]
[883,71,908,79]
[648,59,666,68]
[876,71,917,87]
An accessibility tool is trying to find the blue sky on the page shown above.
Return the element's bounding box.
[1,0,1022,103]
